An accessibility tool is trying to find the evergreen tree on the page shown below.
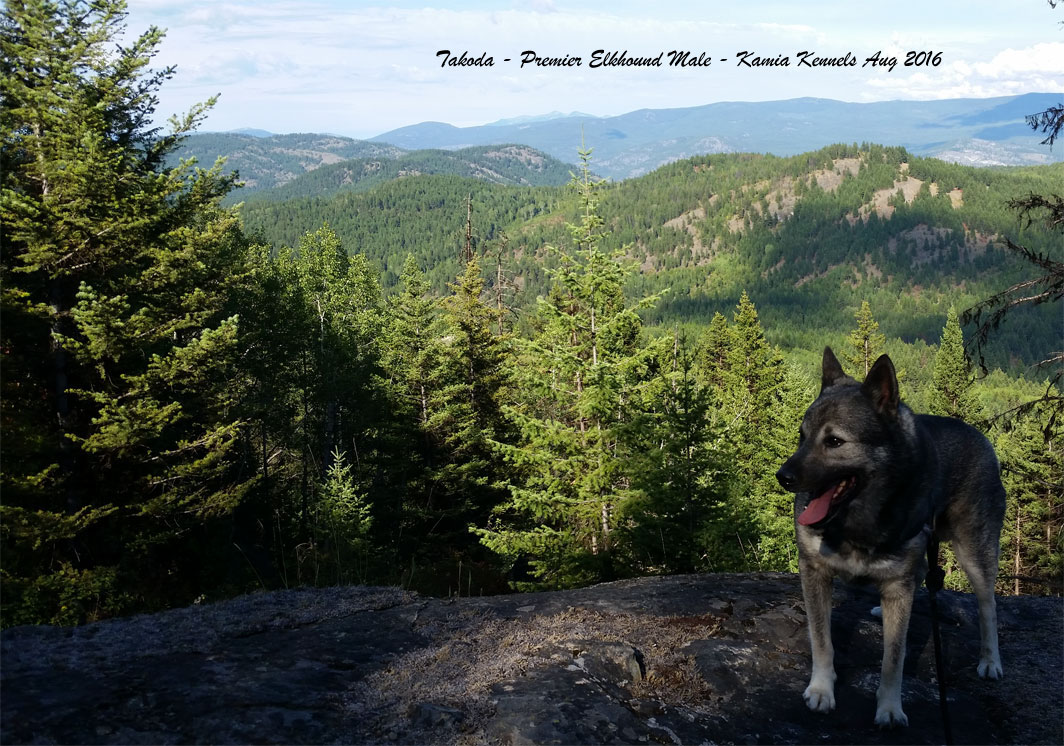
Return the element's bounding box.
[383,255,443,429]
[614,335,730,574]
[378,255,445,562]
[313,447,373,585]
[722,292,784,429]
[1,0,254,624]
[929,307,980,422]
[283,225,384,580]
[846,301,886,378]
[476,146,660,587]
[699,294,801,571]
[995,413,1063,596]
[696,311,731,389]
[399,254,512,568]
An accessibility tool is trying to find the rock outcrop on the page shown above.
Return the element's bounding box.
[2,573,1061,744]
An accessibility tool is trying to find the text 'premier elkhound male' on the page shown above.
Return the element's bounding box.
[776,347,1005,728]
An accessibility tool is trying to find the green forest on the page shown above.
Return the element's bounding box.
[2,1,1061,628]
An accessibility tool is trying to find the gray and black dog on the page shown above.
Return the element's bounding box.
[776,347,1005,728]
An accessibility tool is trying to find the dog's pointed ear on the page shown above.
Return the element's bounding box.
[863,354,899,417]
[821,347,846,391]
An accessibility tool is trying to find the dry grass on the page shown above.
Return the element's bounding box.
[346,604,726,742]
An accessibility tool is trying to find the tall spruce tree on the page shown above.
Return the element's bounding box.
[845,301,886,378]
[381,254,513,585]
[1,0,255,624]
[696,311,731,389]
[614,335,729,575]
[718,293,797,570]
[476,146,660,587]
[433,255,509,513]
[384,255,443,430]
[379,255,445,564]
[929,307,980,422]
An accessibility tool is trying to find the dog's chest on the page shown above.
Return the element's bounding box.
[798,528,925,584]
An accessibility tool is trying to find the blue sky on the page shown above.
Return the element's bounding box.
[123,0,1064,138]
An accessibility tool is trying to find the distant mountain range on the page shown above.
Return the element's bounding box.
[171,134,574,203]
[176,94,1062,202]
[485,111,600,127]
[172,133,405,197]
[369,93,1064,178]
[240,145,576,203]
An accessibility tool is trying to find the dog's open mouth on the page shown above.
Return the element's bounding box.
[797,476,858,526]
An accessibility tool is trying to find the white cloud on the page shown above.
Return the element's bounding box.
[121,2,1064,136]
[861,42,1064,100]
[974,42,1064,78]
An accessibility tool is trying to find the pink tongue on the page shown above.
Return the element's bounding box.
[797,487,836,526]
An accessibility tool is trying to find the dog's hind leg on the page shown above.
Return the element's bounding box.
[874,577,915,728]
[800,563,837,713]
[952,539,1003,679]
[944,477,1005,681]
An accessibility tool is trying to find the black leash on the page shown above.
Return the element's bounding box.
[926,523,954,745]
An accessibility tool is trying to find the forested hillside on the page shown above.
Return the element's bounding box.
[2,1,1060,630]
[172,134,574,204]
[245,145,575,203]
[170,132,405,196]
[242,145,1062,371]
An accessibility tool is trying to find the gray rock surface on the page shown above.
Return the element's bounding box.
[2,573,1061,745]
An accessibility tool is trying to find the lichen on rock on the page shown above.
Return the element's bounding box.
[2,574,1061,744]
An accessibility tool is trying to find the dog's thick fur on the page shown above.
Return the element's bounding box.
[776,347,1005,727]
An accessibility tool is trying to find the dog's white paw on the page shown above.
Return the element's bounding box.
[874,702,908,729]
[870,605,882,618]
[977,656,1003,680]
[803,683,836,713]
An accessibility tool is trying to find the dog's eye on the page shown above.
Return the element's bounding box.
[824,436,845,448]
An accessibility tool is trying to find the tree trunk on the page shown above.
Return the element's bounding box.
[49,277,81,513]
[1014,498,1021,596]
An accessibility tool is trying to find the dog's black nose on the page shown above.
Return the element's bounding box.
[776,466,798,492]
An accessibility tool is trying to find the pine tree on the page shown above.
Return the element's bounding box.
[378,254,444,561]
[438,255,508,440]
[929,307,980,422]
[845,301,886,378]
[1,0,255,624]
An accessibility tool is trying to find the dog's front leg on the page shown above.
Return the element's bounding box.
[800,562,836,713]
[874,578,914,727]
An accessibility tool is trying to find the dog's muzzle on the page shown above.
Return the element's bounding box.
[776,463,799,492]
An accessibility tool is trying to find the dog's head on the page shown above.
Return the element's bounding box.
[775,346,902,529]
